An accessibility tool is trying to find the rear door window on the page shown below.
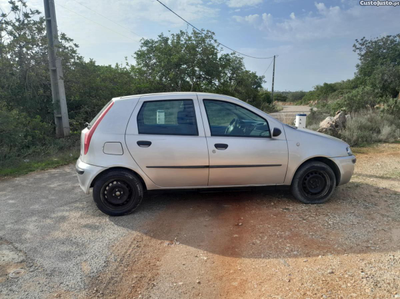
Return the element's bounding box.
[137,100,198,135]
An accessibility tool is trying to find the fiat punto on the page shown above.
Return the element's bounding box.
[76,92,356,216]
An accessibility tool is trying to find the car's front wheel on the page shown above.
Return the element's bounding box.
[93,170,144,216]
[291,161,336,204]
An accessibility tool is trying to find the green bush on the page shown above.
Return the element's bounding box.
[287,91,307,102]
[340,111,400,146]
[341,86,379,112]
[0,108,51,159]
[313,86,390,115]
[0,106,80,160]
[273,93,288,102]
[262,102,280,113]
[257,90,280,113]
[381,97,400,115]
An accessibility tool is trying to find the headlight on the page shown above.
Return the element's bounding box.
[346,146,353,156]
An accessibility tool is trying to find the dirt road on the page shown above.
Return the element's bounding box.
[277,105,313,114]
[270,104,313,124]
[1,144,400,298]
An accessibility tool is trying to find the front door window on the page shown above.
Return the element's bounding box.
[203,100,270,137]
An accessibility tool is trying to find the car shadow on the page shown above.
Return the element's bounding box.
[110,182,400,259]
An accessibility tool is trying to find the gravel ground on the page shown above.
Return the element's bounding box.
[0,143,399,298]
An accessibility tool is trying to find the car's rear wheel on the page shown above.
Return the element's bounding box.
[291,161,336,204]
[93,170,143,216]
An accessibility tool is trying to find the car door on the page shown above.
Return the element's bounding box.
[199,96,288,186]
[125,94,209,188]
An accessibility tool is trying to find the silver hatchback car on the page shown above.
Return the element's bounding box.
[76,92,356,216]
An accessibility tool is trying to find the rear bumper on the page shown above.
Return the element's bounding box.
[331,155,356,186]
[76,158,105,194]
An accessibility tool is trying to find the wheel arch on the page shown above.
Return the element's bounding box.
[293,157,341,186]
[90,167,147,191]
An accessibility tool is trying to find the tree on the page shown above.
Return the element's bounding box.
[0,0,80,123]
[353,34,400,98]
[133,30,221,92]
[132,30,265,106]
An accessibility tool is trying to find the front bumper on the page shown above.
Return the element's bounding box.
[331,155,356,186]
[76,158,105,194]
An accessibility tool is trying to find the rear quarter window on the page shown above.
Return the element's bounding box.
[89,100,113,128]
[137,100,198,136]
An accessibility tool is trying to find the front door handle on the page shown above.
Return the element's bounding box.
[137,140,152,148]
[214,143,228,150]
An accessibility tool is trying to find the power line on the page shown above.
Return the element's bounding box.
[69,0,142,39]
[262,59,273,76]
[56,3,139,43]
[155,0,274,60]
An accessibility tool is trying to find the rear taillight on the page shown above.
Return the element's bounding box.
[84,102,114,155]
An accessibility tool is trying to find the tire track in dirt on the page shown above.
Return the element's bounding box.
[202,191,345,298]
[86,209,172,298]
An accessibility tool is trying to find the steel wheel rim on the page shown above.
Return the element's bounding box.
[301,170,330,199]
[101,180,133,207]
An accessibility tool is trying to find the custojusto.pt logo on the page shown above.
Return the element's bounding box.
[359,0,400,6]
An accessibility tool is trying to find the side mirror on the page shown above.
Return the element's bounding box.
[272,127,281,137]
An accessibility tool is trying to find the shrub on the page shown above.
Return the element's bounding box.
[273,93,288,102]
[340,111,400,146]
[0,108,51,159]
[262,102,280,113]
[341,86,379,112]
[288,91,307,102]
[0,106,80,160]
[313,86,391,115]
[381,96,400,115]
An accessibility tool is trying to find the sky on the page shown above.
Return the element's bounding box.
[1,0,400,91]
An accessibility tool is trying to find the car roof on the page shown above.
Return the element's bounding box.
[113,92,239,102]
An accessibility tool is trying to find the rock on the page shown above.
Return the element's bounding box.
[318,117,337,136]
[334,110,346,130]
[317,110,349,136]
[319,116,334,128]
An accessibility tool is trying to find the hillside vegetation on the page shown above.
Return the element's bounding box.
[276,34,400,146]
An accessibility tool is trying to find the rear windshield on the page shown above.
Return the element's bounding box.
[88,100,112,128]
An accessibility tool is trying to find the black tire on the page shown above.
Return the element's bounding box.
[291,161,336,204]
[93,170,144,216]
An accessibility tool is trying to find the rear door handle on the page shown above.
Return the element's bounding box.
[137,140,152,148]
[214,143,228,150]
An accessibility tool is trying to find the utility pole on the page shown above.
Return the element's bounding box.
[43,0,70,137]
[271,55,276,102]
